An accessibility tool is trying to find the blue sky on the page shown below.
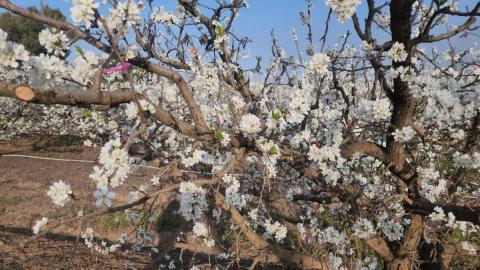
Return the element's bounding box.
[12,0,355,66]
[2,0,479,68]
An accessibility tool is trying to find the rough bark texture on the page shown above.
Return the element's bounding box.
[0,0,479,268]
[388,215,424,270]
[215,192,329,270]
[405,200,480,225]
[386,0,415,176]
[0,81,136,106]
[366,236,395,263]
[387,2,423,270]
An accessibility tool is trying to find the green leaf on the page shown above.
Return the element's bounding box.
[271,110,282,120]
[215,25,225,37]
[75,45,84,56]
[269,146,278,155]
[451,228,464,242]
[214,130,224,141]
[78,111,92,119]
[16,117,25,123]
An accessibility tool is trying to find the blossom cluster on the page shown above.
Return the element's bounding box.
[306,53,330,75]
[47,180,73,207]
[179,182,208,221]
[392,126,416,143]
[454,152,480,171]
[0,29,29,69]
[38,28,70,56]
[30,54,67,84]
[264,219,288,242]
[103,1,143,31]
[325,0,362,22]
[89,138,131,188]
[151,6,178,25]
[192,222,215,247]
[308,144,347,185]
[239,114,262,134]
[388,42,408,62]
[71,0,99,29]
[418,167,446,203]
[355,98,391,122]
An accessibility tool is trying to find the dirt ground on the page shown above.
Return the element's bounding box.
[0,133,357,270]
[0,136,165,269]
[0,136,292,270]
[0,227,149,269]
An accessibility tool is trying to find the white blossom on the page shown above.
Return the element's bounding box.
[322,226,347,245]
[89,138,131,188]
[30,54,67,83]
[0,28,7,50]
[382,221,404,241]
[94,187,116,207]
[179,182,208,220]
[429,206,446,222]
[306,53,330,76]
[392,126,416,143]
[32,217,48,235]
[151,6,178,25]
[352,218,375,239]
[38,28,70,56]
[139,99,156,113]
[70,50,102,85]
[239,114,262,134]
[376,14,390,28]
[264,219,288,242]
[71,0,99,29]
[47,180,72,207]
[388,42,408,62]
[5,44,30,68]
[325,0,361,22]
[418,167,446,203]
[150,176,160,186]
[125,102,139,120]
[192,222,208,237]
[355,98,391,121]
[223,174,246,208]
[328,252,344,270]
[181,148,215,168]
[454,152,480,171]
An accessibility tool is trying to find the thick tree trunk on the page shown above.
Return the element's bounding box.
[387,215,423,270]
[386,0,415,175]
[418,241,446,270]
[386,3,423,270]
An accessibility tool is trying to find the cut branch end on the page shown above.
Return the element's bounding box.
[14,86,35,101]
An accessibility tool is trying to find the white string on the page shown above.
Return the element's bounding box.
[1,154,95,163]
[0,154,215,175]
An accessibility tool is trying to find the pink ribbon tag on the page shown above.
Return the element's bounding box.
[103,62,132,74]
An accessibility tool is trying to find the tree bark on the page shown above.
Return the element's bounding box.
[386,0,415,176]
[387,215,423,270]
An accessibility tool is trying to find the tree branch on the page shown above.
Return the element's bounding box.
[405,200,480,225]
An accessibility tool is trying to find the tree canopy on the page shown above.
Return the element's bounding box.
[0,0,479,269]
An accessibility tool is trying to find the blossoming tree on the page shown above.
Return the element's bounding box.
[0,0,479,269]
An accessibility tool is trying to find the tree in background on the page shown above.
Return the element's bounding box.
[0,5,65,56]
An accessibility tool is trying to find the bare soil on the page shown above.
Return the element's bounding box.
[0,136,303,270]
[0,136,160,269]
